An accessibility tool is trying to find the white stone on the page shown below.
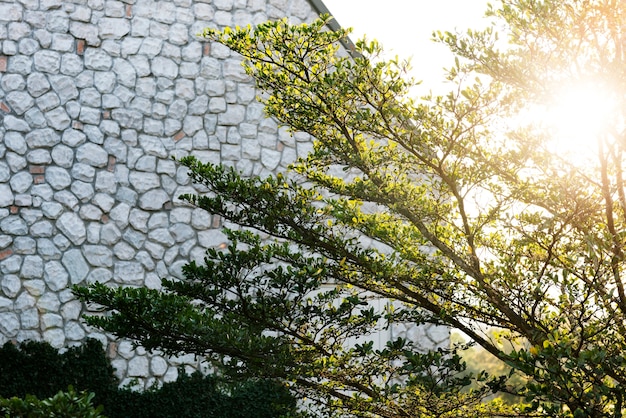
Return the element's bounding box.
[113,58,136,88]
[99,17,130,39]
[0,312,19,337]
[6,153,27,173]
[86,267,112,284]
[61,54,84,76]
[72,163,96,182]
[43,328,65,348]
[46,166,72,190]
[148,228,175,246]
[60,300,82,320]
[15,292,36,311]
[1,74,25,92]
[6,91,35,115]
[20,255,44,279]
[38,292,61,312]
[50,144,73,168]
[94,71,116,93]
[41,202,63,219]
[113,241,135,260]
[175,78,195,100]
[150,356,168,376]
[65,321,86,341]
[83,245,113,267]
[112,108,143,129]
[1,274,20,298]
[41,313,63,329]
[1,217,28,236]
[27,149,52,165]
[0,184,13,207]
[57,213,86,245]
[93,193,115,212]
[129,171,160,193]
[53,233,71,251]
[209,97,226,113]
[20,307,40,329]
[0,296,13,311]
[128,356,149,377]
[49,75,79,104]
[62,129,87,147]
[128,209,148,233]
[33,50,61,73]
[110,358,127,380]
[109,202,131,228]
[30,220,54,237]
[26,128,61,147]
[151,56,178,79]
[75,143,108,167]
[95,170,116,194]
[45,106,71,130]
[198,229,227,248]
[37,91,61,112]
[61,248,89,285]
[37,238,61,260]
[13,236,35,254]
[114,261,144,284]
[100,222,121,245]
[10,171,32,194]
[44,260,69,291]
[84,47,113,70]
[79,204,102,221]
[4,115,31,132]
[51,34,74,52]
[138,189,170,210]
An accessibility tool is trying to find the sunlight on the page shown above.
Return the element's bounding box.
[534,80,619,165]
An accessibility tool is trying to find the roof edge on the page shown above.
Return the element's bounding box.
[306,0,359,56]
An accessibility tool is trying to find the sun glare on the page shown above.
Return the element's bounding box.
[535,80,619,165]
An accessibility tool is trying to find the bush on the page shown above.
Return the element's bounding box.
[0,386,105,418]
[0,340,299,418]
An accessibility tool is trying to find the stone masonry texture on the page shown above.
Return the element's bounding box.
[0,0,446,389]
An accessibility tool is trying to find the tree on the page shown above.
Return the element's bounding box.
[75,1,626,416]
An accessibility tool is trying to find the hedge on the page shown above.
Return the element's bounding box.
[0,339,298,418]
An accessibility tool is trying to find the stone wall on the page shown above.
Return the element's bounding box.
[0,0,447,388]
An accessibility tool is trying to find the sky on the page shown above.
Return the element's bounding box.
[320,0,491,93]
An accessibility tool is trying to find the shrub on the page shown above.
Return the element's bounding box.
[0,340,299,417]
[0,386,105,418]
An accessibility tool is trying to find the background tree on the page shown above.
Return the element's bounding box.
[76,1,626,416]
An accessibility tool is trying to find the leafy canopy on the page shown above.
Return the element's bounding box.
[76,1,626,417]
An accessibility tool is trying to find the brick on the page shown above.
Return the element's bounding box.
[0,102,9,113]
[203,44,210,56]
[107,155,116,172]
[0,249,13,261]
[33,175,45,184]
[76,39,85,55]
[72,121,83,130]
[0,56,6,72]
[102,110,111,119]
[174,131,185,141]
[30,165,45,174]
[9,206,19,214]
[126,5,132,18]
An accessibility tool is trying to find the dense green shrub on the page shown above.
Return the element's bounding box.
[0,340,298,418]
[0,386,105,418]
[0,339,116,400]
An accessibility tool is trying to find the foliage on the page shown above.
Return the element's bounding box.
[0,340,299,418]
[0,339,116,400]
[76,1,626,417]
[0,386,105,418]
